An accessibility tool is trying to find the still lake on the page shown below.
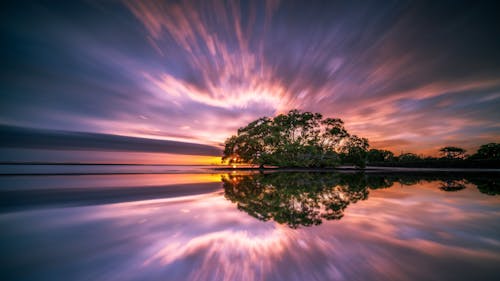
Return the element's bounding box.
[1,166,499,281]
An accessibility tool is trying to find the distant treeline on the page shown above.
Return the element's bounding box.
[362,143,500,168]
[366,159,500,169]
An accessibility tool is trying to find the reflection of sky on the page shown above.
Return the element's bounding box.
[0,148,222,165]
[1,177,499,281]
[1,1,500,159]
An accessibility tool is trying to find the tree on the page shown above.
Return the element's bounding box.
[367,149,394,162]
[222,110,363,168]
[470,143,500,160]
[398,153,421,162]
[339,135,369,168]
[439,146,466,159]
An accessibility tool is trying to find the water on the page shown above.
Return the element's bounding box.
[0,164,218,175]
[1,168,499,281]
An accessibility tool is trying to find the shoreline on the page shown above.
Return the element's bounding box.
[214,166,500,173]
[0,163,498,176]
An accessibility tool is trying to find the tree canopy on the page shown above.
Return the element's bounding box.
[222,110,369,168]
[367,149,395,163]
[439,146,466,159]
[470,143,500,160]
[222,110,499,169]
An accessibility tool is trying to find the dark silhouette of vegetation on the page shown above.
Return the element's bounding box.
[467,177,500,195]
[439,146,466,159]
[439,180,467,192]
[367,143,500,168]
[367,149,395,162]
[339,135,369,168]
[469,143,500,160]
[398,153,421,162]
[222,110,368,168]
[222,172,500,228]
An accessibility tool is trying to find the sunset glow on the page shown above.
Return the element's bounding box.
[1,2,499,280]
[1,0,499,161]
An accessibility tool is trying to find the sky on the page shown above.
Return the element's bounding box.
[1,0,499,163]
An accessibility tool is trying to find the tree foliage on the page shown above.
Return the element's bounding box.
[398,152,421,162]
[222,110,368,168]
[367,149,395,163]
[339,135,369,168]
[222,110,498,169]
[439,146,466,159]
[469,143,500,160]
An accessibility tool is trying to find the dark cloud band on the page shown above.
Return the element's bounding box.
[0,125,221,156]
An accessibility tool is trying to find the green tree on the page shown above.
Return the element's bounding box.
[222,110,361,168]
[340,135,370,168]
[439,146,466,159]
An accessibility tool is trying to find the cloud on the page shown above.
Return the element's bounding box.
[0,125,221,156]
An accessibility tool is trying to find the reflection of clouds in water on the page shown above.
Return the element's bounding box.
[1,177,499,281]
[144,228,290,281]
[98,181,500,281]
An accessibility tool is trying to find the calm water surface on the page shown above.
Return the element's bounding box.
[1,168,499,281]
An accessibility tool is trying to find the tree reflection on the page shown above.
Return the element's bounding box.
[222,172,500,228]
[439,180,467,192]
[223,173,391,228]
[467,177,500,195]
